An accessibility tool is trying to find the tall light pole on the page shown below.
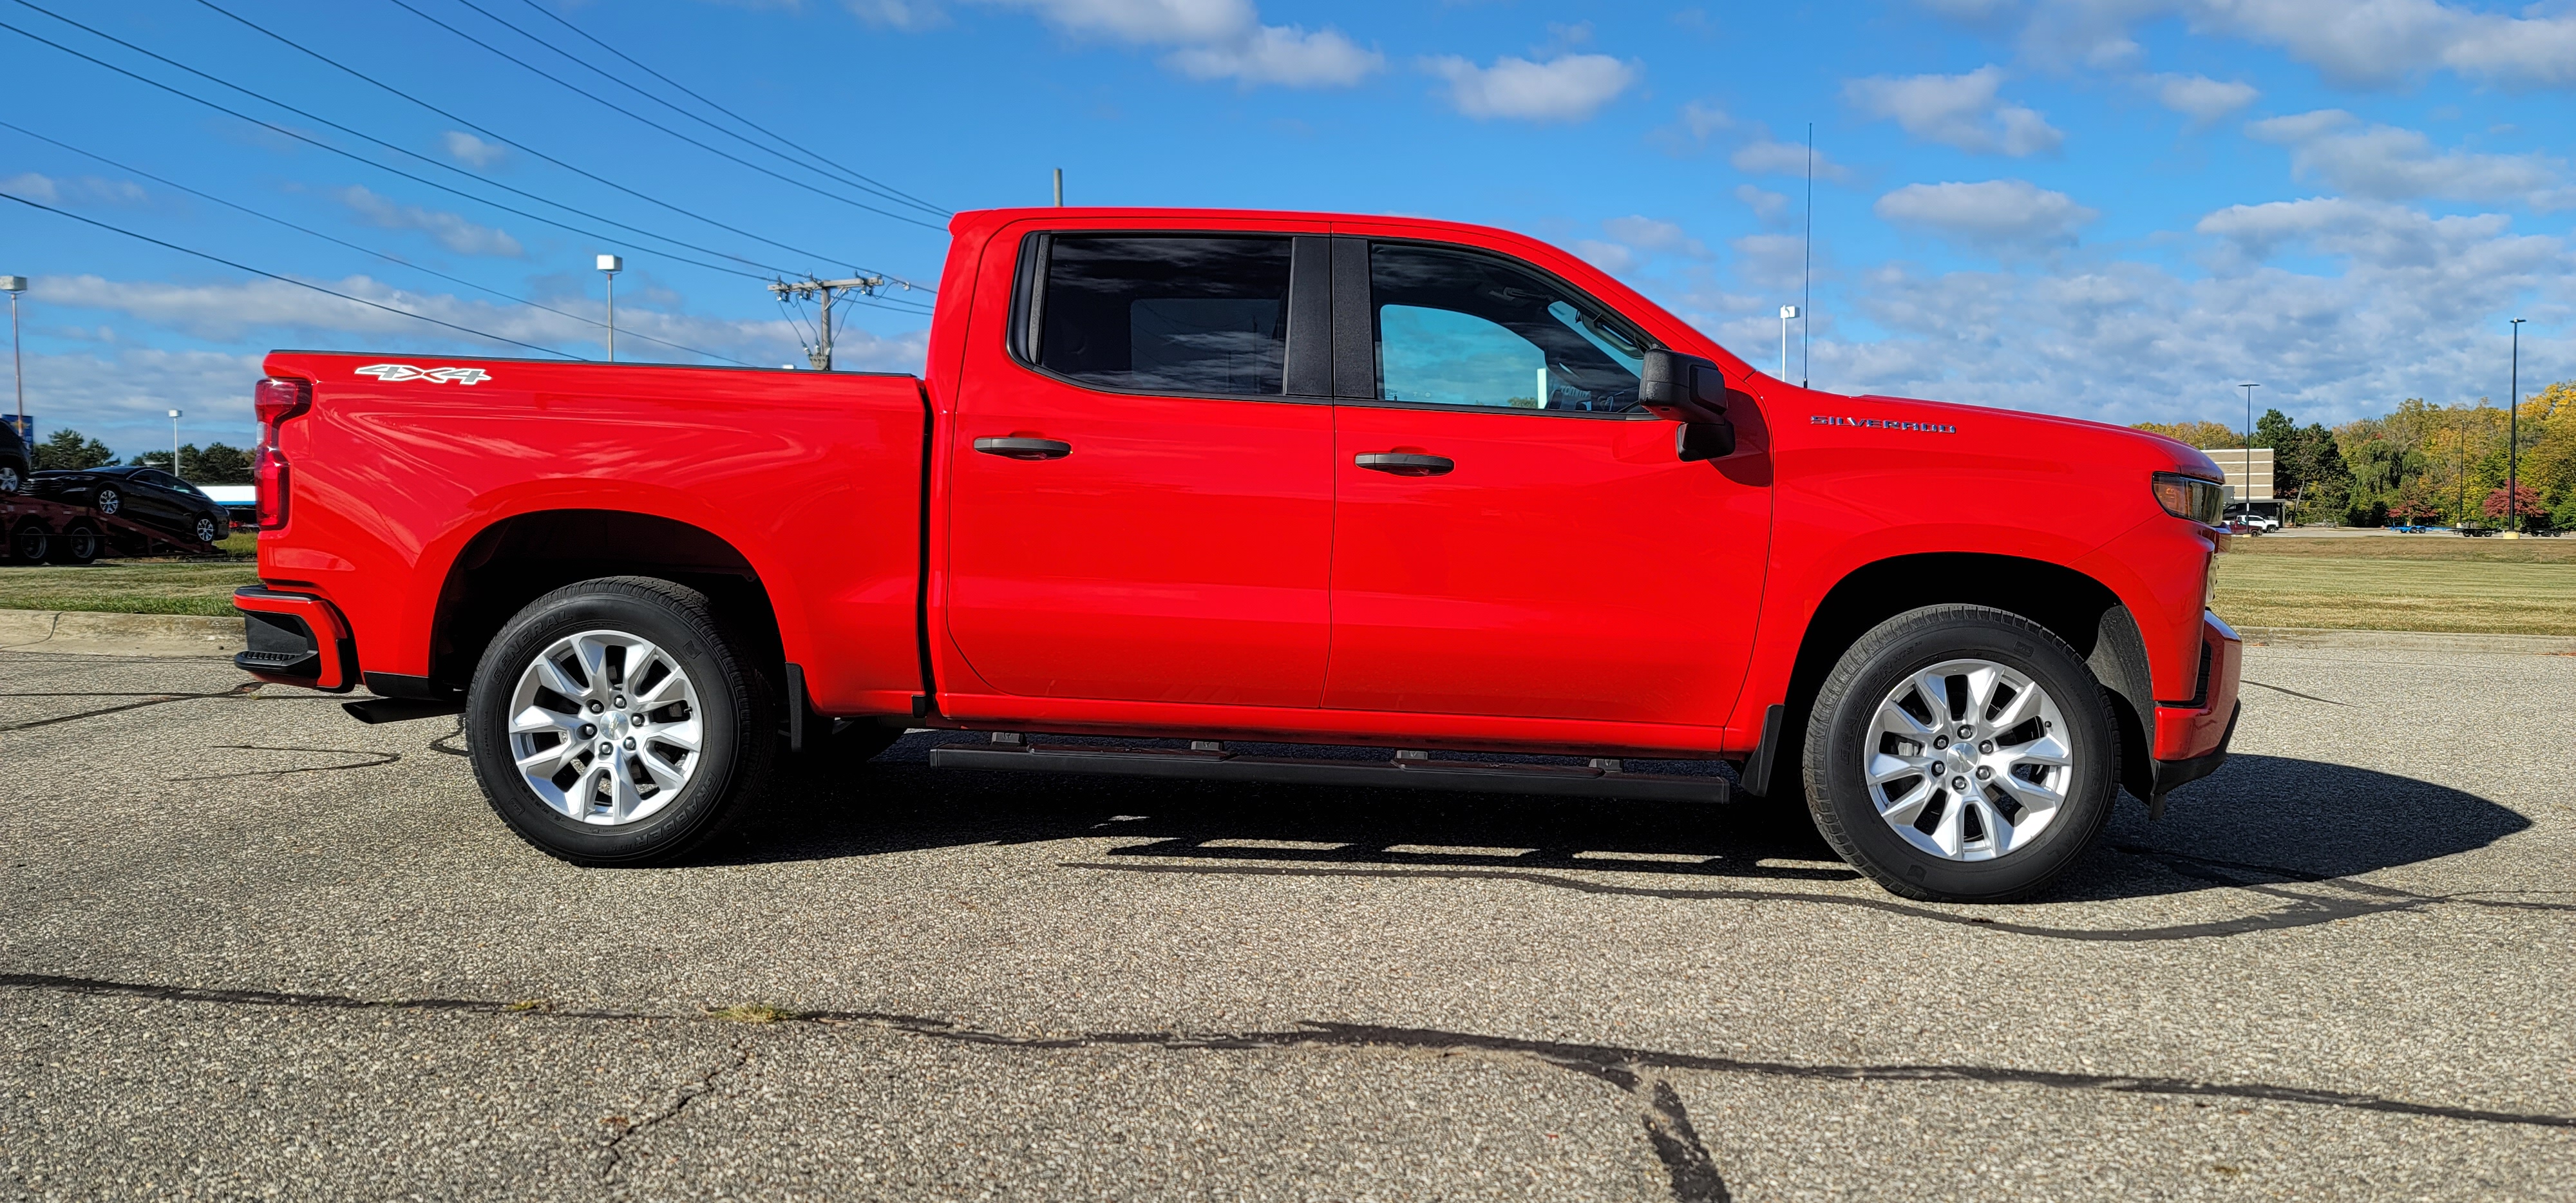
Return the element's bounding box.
[167,408,183,478]
[2510,317,2525,535]
[2,275,24,448]
[1778,305,1797,382]
[596,255,623,362]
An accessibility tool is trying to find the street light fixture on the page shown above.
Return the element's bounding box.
[168,408,184,480]
[2510,318,2525,535]
[597,254,623,362]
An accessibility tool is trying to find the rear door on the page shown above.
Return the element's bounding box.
[944,231,1340,706]
[1323,238,1770,725]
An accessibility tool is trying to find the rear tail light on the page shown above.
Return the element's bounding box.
[2151,471,2225,526]
[252,377,310,530]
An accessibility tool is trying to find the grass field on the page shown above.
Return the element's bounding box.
[2215,531,2576,636]
[3,529,2570,635]
[0,532,259,616]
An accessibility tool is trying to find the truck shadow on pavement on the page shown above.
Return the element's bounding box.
[722,735,2552,942]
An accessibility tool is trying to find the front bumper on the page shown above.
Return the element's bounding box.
[2147,611,2242,804]
[232,585,356,692]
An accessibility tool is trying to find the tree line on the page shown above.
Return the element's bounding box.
[26,428,255,484]
[2136,381,2576,529]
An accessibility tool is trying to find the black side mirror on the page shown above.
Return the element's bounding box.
[1639,348,1736,461]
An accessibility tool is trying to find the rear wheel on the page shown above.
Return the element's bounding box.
[94,488,121,516]
[48,522,99,565]
[466,576,776,866]
[8,522,43,563]
[0,462,21,494]
[1803,605,2117,903]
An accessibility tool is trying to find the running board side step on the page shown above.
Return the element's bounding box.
[927,740,1731,804]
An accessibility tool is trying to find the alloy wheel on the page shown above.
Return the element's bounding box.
[506,629,705,826]
[194,516,219,543]
[1862,658,2073,862]
[97,489,120,516]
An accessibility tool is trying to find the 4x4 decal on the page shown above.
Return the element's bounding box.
[355,363,491,386]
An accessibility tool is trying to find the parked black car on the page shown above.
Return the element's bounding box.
[0,421,28,495]
[30,465,231,547]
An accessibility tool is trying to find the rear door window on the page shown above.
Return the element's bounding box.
[1025,236,1293,397]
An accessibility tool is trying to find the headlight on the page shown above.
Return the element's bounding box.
[2152,472,2225,526]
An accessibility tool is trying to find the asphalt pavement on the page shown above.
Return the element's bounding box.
[3,639,2570,1200]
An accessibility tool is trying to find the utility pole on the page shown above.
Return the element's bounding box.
[768,276,886,371]
[2509,317,2525,535]
[168,409,183,479]
[597,255,623,362]
[2,276,24,451]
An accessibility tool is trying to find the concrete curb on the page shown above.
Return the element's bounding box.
[0,609,247,658]
[2236,625,2576,655]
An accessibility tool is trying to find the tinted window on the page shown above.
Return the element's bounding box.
[1032,236,1291,397]
[1370,243,1648,413]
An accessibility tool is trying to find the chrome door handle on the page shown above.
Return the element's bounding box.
[973,437,1072,460]
[1354,451,1454,477]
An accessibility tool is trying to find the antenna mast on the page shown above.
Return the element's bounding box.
[1802,122,1814,390]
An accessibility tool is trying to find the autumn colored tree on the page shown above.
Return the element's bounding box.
[2483,483,2544,522]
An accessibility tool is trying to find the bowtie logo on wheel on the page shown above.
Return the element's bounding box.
[354,363,493,386]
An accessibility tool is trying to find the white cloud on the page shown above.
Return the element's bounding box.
[842,0,949,30]
[1735,185,1791,223]
[440,131,507,169]
[33,273,930,375]
[1604,216,1709,257]
[1662,102,1853,180]
[1730,232,1810,290]
[336,187,524,258]
[975,0,1378,88]
[2246,110,2567,208]
[2151,73,2258,126]
[1573,240,1639,273]
[1684,191,2571,426]
[1947,1,2576,90]
[1875,180,2098,249]
[1166,25,1379,86]
[14,346,265,460]
[1844,66,2064,156]
[1,173,146,205]
[1423,53,1638,122]
[2190,0,2576,89]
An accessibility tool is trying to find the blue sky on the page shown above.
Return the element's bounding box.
[2,0,2570,457]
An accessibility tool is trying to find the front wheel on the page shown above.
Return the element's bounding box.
[466,576,777,866]
[1802,605,2118,903]
[193,515,221,544]
[95,488,121,516]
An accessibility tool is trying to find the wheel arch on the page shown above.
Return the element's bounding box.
[1774,553,2157,802]
[426,509,782,695]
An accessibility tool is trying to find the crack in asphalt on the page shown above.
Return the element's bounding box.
[598,1041,750,1184]
[171,744,403,781]
[0,681,260,732]
[4,971,2569,1132]
[1063,840,2576,943]
[2240,678,2349,705]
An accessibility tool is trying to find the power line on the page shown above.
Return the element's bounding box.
[0,120,757,366]
[440,0,949,227]
[513,0,949,220]
[0,5,793,280]
[0,190,583,359]
[172,0,901,272]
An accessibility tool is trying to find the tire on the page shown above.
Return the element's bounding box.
[1801,605,2119,904]
[192,515,221,544]
[48,521,99,565]
[9,522,43,564]
[0,462,21,495]
[95,488,120,516]
[465,576,777,866]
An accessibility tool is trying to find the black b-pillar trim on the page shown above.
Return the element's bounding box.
[1329,236,1374,399]
[1285,236,1334,397]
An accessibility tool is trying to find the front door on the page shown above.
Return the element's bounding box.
[1323,240,1770,725]
[946,232,1338,707]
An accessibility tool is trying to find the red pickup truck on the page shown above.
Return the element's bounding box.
[233,206,2240,903]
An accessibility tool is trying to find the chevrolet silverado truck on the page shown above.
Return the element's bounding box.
[232,207,2241,903]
